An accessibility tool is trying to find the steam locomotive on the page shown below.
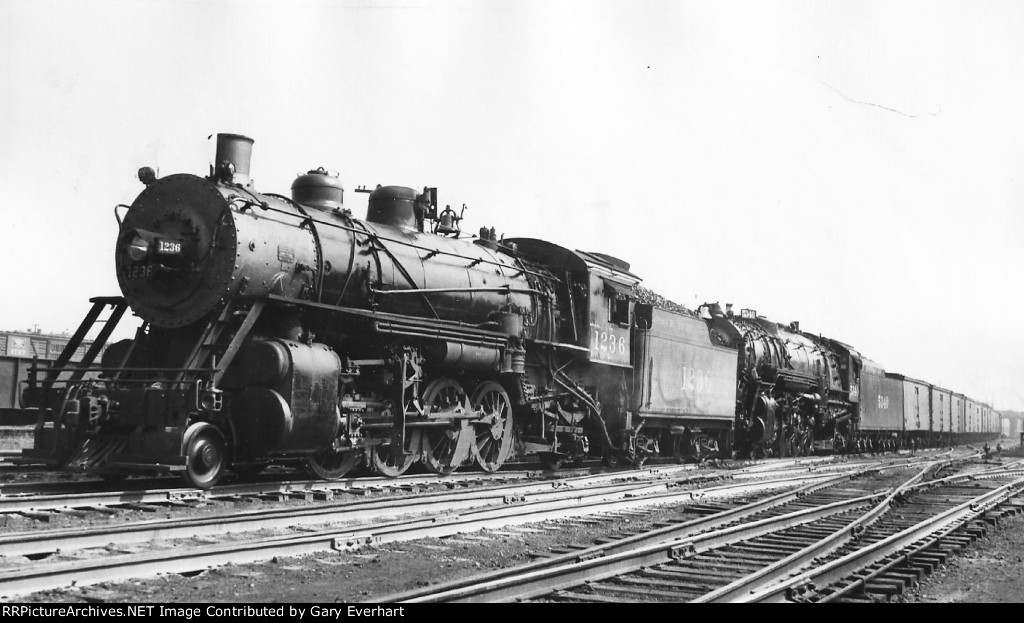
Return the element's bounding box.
[21,134,1000,488]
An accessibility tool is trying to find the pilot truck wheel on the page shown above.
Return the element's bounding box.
[182,423,226,489]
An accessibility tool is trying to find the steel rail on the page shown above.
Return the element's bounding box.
[379,471,865,603]
[0,460,713,508]
[0,463,718,549]
[693,460,941,602]
[0,457,852,515]
[0,477,705,558]
[0,470,537,514]
[395,484,888,602]
[380,459,946,602]
[740,473,1024,602]
[0,471,842,598]
[816,503,1024,603]
[730,456,848,473]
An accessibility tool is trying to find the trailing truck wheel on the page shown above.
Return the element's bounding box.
[305,449,360,480]
[181,423,226,489]
[470,382,514,473]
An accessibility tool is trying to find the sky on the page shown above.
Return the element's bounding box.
[0,0,1022,411]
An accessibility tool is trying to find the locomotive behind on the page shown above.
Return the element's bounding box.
[20,134,1000,487]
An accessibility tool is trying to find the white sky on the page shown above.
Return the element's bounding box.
[1,0,1022,411]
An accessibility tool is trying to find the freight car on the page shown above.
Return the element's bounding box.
[19,134,1000,487]
[0,330,102,424]
[850,367,999,452]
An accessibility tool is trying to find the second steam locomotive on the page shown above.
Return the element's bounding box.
[22,134,1000,487]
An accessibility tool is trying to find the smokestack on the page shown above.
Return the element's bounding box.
[213,133,254,186]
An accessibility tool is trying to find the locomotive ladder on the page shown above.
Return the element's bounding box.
[43,296,129,388]
[25,297,128,461]
[174,299,265,386]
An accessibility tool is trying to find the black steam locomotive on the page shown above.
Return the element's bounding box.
[21,135,999,488]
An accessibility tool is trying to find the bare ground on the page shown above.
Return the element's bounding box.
[901,510,1024,603]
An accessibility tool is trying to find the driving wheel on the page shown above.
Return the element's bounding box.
[421,378,469,475]
[470,382,514,473]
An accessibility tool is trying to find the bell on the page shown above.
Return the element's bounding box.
[437,211,456,234]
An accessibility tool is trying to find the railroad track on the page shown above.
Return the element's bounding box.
[0,470,541,519]
[376,457,1022,602]
[751,461,1024,603]
[0,454,869,520]
[0,446,961,504]
[0,459,867,599]
[0,444,683,487]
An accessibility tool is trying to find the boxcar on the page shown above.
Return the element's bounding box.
[951,392,965,436]
[930,385,952,443]
[888,374,934,447]
[857,359,903,450]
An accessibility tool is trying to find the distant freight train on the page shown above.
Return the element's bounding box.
[0,329,98,412]
[19,134,1001,487]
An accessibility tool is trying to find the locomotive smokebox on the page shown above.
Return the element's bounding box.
[214,133,254,186]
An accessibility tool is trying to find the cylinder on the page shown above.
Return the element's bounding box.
[245,339,291,385]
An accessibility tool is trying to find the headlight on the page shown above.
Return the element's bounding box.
[128,234,150,261]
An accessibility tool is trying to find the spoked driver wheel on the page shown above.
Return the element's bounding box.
[421,378,468,475]
[181,423,226,489]
[470,382,514,473]
[370,430,421,478]
[305,448,361,480]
